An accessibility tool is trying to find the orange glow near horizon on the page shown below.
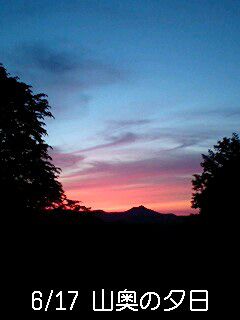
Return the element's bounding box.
[63,181,196,215]
[54,143,201,216]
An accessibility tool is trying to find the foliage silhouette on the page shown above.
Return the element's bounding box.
[192,133,240,219]
[56,195,91,212]
[0,64,84,213]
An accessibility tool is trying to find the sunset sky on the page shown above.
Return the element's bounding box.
[1,0,240,214]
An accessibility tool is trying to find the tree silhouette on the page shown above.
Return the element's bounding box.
[191,133,240,219]
[56,195,91,212]
[0,64,67,212]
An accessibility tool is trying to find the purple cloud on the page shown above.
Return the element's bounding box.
[50,147,85,169]
[13,43,126,90]
[75,132,139,153]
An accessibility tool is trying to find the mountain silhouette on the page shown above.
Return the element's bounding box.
[33,205,198,225]
[125,205,160,215]
[91,205,179,223]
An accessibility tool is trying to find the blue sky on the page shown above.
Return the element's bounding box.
[1,0,239,213]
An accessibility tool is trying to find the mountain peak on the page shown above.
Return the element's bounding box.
[125,205,160,215]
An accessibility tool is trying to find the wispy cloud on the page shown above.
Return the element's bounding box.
[75,125,212,155]
[76,132,138,153]
[107,119,153,130]
[14,43,126,90]
[25,45,78,74]
[206,106,240,118]
[62,153,201,182]
[50,147,85,169]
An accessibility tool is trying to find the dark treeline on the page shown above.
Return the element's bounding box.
[0,64,89,217]
[191,132,240,221]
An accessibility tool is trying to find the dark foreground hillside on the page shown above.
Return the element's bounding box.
[8,207,224,317]
[31,205,199,225]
